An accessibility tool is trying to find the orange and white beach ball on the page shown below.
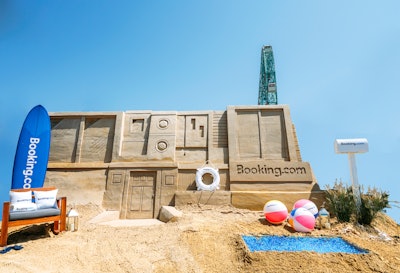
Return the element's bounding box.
[263,200,288,225]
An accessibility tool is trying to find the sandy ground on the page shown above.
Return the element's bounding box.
[0,204,399,273]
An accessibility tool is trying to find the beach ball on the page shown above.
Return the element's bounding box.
[263,200,288,224]
[289,207,315,233]
[293,199,318,218]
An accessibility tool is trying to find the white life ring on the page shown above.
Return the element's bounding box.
[195,167,220,191]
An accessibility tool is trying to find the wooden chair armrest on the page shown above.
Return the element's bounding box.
[1,202,11,246]
[58,197,67,232]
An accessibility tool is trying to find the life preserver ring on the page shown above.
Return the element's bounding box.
[195,167,220,191]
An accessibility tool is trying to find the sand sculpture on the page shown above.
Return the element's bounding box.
[46,105,324,219]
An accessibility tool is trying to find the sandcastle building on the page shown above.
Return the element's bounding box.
[46,105,324,219]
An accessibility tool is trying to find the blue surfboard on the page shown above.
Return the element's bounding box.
[11,105,51,189]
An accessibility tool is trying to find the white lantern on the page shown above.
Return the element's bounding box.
[67,209,79,232]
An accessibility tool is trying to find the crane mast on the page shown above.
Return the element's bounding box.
[258,45,277,105]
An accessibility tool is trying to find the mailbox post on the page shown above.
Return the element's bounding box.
[334,138,369,216]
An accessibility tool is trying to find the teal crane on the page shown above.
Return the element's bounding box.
[258,45,277,105]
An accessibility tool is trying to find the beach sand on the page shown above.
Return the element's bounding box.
[1,204,399,273]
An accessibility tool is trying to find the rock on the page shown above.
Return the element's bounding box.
[159,206,183,223]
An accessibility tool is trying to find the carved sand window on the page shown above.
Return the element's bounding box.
[191,118,196,129]
[130,119,144,133]
[199,125,204,137]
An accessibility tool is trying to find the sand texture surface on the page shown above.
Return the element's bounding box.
[1,204,399,273]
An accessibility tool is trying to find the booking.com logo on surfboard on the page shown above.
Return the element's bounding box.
[11,105,51,190]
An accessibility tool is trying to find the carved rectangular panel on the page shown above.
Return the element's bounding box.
[236,111,260,158]
[259,110,288,160]
[184,115,207,147]
[49,118,81,162]
[80,118,115,163]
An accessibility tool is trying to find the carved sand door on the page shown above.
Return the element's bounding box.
[123,171,156,219]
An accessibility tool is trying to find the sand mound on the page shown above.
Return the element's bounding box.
[1,204,399,272]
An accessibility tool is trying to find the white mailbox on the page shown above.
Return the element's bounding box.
[334,137,369,214]
[334,138,369,154]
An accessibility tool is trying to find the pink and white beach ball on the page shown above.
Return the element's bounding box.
[288,207,315,232]
[293,199,318,218]
[263,200,288,225]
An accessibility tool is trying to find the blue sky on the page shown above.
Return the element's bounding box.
[1,1,399,223]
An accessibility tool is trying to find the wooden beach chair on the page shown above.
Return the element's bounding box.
[1,187,67,246]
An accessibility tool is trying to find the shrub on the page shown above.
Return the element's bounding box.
[325,180,390,225]
[358,187,390,225]
[325,180,354,222]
